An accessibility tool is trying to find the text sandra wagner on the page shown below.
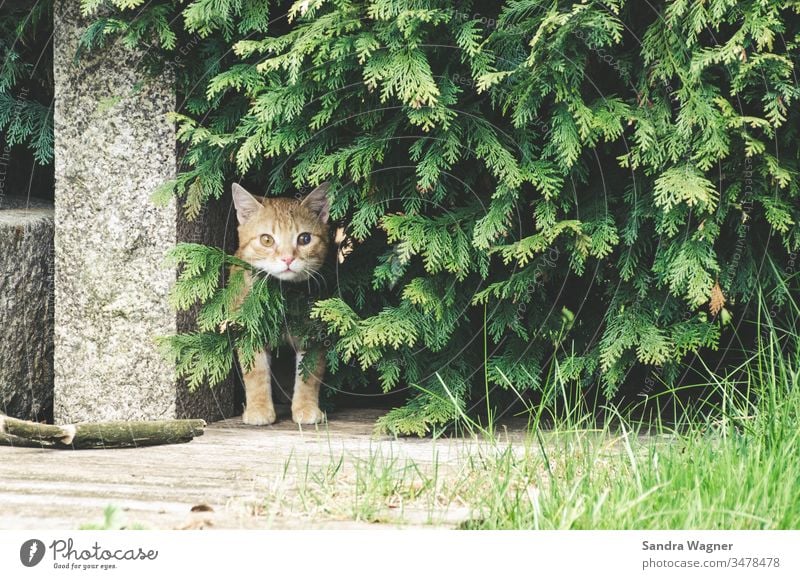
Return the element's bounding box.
[642,540,733,554]
[50,539,158,561]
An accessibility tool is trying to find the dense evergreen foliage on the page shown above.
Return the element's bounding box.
[80,0,799,434]
[0,0,53,197]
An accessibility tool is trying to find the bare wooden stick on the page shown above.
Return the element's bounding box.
[66,420,206,449]
[0,415,206,449]
[0,431,56,448]
[0,415,73,444]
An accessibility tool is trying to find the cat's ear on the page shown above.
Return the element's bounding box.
[231,183,262,225]
[300,182,331,223]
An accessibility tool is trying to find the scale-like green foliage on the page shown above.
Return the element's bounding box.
[85,0,800,435]
[161,245,281,384]
[0,1,53,167]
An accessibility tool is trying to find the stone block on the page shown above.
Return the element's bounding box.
[0,196,54,420]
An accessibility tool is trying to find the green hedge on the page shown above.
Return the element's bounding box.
[0,0,53,196]
[82,0,799,434]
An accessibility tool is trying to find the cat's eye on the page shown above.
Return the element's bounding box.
[259,234,274,247]
[297,232,312,246]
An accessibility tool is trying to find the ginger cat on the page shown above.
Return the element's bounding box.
[231,182,330,425]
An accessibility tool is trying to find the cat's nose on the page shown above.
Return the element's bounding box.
[281,256,295,266]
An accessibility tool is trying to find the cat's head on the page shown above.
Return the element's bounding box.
[232,182,330,282]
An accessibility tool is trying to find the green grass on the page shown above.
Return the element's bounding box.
[80,505,147,530]
[452,310,799,528]
[257,294,800,530]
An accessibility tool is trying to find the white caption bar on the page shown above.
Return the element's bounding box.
[1,530,797,578]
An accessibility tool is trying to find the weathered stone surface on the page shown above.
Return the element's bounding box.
[53,1,234,423]
[0,196,54,420]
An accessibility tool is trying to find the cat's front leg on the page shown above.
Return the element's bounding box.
[292,349,326,424]
[240,348,276,425]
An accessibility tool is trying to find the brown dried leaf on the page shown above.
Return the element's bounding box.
[335,226,354,264]
[709,281,726,316]
[190,504,214,512]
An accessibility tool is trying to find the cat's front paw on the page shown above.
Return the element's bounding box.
[292,404,325,425]
[242,405,277,426]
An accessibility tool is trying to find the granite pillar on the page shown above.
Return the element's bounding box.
[53,1,234,423]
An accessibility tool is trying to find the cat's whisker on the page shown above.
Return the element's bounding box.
[252,269,272,285]
[306,266,326,286]
[305,267,322,284]
[305,268,327,294]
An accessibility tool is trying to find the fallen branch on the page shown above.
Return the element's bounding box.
[0,431,50,448]
[0,415,206,449]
